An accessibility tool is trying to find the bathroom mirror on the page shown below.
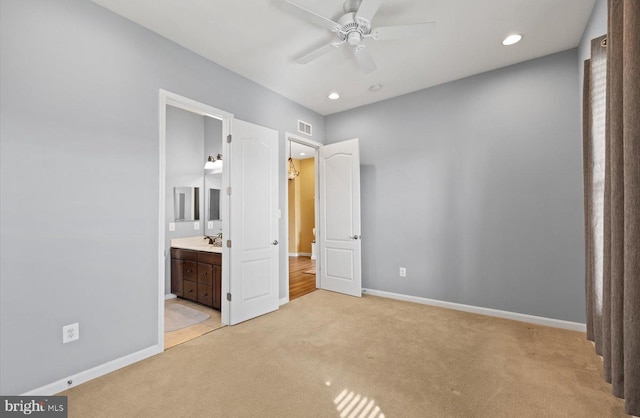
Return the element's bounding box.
[174,186,200,221]
[208,188,220,221]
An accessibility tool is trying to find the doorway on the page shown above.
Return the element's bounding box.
[162,105,227,348]
[286,134,321,301]
[158,90,233,351]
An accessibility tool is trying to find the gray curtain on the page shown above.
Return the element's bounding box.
[584,1,640,415]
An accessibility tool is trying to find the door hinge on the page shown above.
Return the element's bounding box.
[226,292,232,302]
[226,239,232,248]
[226,186,232,195]
[227,134,232,143]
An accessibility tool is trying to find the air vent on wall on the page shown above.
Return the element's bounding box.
[298,120,312,136]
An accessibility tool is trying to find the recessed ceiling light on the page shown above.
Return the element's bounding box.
[300,152,306,156]
[502,34,522,46]
[368,84,382,92]
[328,92,340,100]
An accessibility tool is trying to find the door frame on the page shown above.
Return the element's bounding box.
[283,132,324,301]
[158,89,233,350]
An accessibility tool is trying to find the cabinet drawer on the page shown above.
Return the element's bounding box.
[171,248,198,262]
[183,280,198,302]
[183,261,197,282]
[198,263,213,286]
[198,284,213,307]
[198,251,221,265]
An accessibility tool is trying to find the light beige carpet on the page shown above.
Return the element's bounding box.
[164,303,210,332]
[62,290,627,417]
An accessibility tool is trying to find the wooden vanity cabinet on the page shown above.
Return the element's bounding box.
[171,248,221,310]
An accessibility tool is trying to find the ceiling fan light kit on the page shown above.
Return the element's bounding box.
[280,0,435,74]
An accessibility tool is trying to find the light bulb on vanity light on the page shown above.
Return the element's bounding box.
[204,154,223,173]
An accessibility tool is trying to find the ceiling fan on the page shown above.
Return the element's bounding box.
[280,0,435,74]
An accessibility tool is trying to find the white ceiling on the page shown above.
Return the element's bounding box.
[290,140,316,160]
[90,0,595,116]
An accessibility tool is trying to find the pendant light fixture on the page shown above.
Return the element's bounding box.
[287,141,299,180]
[204,154,223,174]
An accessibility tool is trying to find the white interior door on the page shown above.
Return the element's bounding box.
[229,119,279,324]
[318,138,362,297]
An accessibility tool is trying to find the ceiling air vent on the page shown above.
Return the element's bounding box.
[298,120,312,136]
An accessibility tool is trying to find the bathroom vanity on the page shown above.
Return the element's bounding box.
[170,237,222,310]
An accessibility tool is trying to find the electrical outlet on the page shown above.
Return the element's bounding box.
[193,222,200,230]
[168,222,175,232]
[399,267,407,277]
[62,323,79,344]
[207,221,214,229]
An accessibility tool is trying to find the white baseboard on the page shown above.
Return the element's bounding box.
[164,293,177,300]
[362,288,587,332]
[21,345,161,396]
[279,296,289,306]
[288,252,312,257]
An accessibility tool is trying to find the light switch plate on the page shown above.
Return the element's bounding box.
[194,222,200,230]
[168,222,175,232]
[207,221,214,229]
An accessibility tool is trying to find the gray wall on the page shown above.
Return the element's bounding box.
[204,116,223,238]
[0,0,323,395]
[326,49,586,323]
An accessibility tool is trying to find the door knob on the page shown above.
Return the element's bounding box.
[351,235,360,240]
[272,240,279,245]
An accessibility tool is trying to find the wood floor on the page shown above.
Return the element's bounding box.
[289,256,317,301]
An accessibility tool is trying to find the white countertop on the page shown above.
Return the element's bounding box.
[170,236,223,253]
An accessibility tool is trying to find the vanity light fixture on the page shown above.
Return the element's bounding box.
[204,154,223,174]
[328,92,340,100]
[288,142,299,180]
[502,34,522,46]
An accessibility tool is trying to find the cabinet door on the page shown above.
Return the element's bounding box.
[198,284,213,307]
[212,265,221,310]
[198,263,213,286]
[183,261,197,282]
[183,280,198,302]
[171,259,183,297]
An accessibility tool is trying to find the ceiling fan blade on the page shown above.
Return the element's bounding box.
[354,45,377,74]
[280,1,340,31]
[371,22,435,41]
[296,42,343,64]
[355,0,383,26]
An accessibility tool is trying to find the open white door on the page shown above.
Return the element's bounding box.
[228,119,279,324]
[318,138,362,297]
